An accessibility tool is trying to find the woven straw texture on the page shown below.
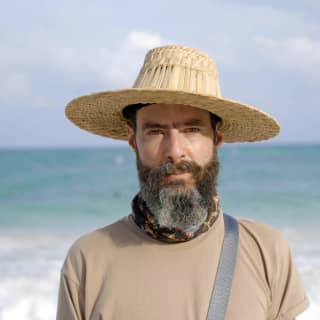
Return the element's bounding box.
[66,45,280,142]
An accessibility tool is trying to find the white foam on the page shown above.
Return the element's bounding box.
[0,231,75,320]
[297,297,320,320]
[1,276,57,320]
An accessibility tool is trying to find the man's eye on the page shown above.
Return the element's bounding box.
[147,129,163,135]
[184,127,200,133]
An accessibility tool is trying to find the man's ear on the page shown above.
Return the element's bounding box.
[214,123,223,149]
[126,123,137,152]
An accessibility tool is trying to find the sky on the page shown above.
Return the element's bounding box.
[1,0,320,148]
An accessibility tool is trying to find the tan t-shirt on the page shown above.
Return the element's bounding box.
[57,212,309,320]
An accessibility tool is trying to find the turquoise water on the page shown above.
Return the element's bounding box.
[1,144,319,229]
[0,145,319,319]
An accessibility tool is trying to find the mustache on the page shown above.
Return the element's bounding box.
[137,160,207,191]
[140,160,202,180]
[162,161,199,175]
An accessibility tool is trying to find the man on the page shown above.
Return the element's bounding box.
[57,45,309,319]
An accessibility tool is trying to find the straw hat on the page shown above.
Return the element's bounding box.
[65,45,280,142]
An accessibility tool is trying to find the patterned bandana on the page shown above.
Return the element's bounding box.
[131,193,221,243]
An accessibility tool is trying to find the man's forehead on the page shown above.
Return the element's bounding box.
[141,119,208,130]
[136,103,212,121]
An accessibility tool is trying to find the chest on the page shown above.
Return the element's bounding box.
[82,244,271,320]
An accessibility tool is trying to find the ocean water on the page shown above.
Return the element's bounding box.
[0,145,319,319]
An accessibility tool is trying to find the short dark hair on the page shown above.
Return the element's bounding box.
[122,103,151,130]
[122,103,222,133]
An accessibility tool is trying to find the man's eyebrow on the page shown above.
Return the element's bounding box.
[182,119,206,126]
[142,119,207,130]
[142,122,170,130]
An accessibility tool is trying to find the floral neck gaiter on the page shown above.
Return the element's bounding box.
[131,193,221,243]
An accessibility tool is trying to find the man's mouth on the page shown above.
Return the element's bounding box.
[163,172,192,183]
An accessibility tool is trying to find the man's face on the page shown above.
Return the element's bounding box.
[127,104,223,231]
[132,104,219,170]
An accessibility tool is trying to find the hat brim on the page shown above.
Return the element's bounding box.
[65,88,280,143]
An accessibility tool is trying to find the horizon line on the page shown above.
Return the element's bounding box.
[1,141,320,151]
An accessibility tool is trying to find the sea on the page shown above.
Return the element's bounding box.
[0,144,319,319]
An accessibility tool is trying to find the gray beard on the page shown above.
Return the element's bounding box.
[144,184,209,231]
[137,153,219,232]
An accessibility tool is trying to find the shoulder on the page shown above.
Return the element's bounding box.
[238,217,284,238]
[239,219,309,319]
[68,217,129,254]
[236,218,294,286]
[61,217,130,282]
[236,217,309,319]
[237,217,291,255]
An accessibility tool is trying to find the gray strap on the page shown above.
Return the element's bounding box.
[207,214,239,320]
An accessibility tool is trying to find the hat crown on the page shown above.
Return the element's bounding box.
[133,45,222,97]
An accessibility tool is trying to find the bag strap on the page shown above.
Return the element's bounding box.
[207,213,239,320]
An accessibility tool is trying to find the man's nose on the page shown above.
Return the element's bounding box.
[163,130,186,163]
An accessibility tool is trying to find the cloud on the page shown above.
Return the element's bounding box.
[0,71,50,107]
[0,30,166,108]
[255,36,320,67]
[99,30,166,86]
[48,30,166,88]
[0,73,30,100]
[127,31,163,50]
